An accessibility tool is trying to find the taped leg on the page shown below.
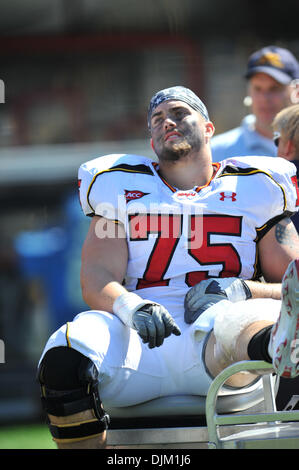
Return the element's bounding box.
[205,299,279,387]
[38,346,109,449]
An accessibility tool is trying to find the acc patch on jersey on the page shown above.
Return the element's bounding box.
[124,190,149,203]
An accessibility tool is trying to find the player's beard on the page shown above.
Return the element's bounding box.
[158,129,203,162]
[159,139,192,162]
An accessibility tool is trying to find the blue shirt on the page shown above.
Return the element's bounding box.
[211,114,277,162]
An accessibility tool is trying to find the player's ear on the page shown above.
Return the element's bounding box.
[205,121,215,141]
[150,138,155,151]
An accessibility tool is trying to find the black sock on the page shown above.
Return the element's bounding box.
[247,325,273,363]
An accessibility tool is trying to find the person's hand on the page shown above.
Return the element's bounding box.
[184,277,252,324]
[133,303,181,349]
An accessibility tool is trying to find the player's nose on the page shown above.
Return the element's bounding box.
[163,117,176,130]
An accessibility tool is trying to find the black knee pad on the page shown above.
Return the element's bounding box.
[38,347,109,442]
[38,346,91,391]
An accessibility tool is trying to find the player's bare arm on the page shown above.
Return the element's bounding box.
[244,218,299,299]
[80,215,128,312]
[257,217,299,282]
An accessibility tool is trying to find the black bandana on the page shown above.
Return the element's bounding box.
[148,86,209,128]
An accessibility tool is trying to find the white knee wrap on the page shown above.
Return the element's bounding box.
[213,299,280,360]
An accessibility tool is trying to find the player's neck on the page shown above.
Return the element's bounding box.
[158,155,214,190]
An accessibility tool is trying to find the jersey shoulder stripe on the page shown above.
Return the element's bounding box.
[108,163,154,175]
[218,163,287,211]
[78,154,155,216]
[255,211,294,242]
[86,163,154,212]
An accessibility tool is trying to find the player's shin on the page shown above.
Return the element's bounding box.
[37,347,109,449]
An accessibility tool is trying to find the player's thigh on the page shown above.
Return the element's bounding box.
[39,310,166,406]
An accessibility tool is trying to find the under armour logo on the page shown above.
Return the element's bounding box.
[219,192,237,201]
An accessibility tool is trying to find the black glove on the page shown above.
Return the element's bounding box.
[133,303,181,349]
[184,277,252,324]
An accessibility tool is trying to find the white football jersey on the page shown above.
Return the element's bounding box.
[78,153,299,298]
[40,153,298,404]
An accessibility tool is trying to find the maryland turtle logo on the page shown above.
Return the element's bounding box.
[257,52,284,69]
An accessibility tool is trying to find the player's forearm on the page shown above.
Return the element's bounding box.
[81,267,127,313]
[244,280,281,300]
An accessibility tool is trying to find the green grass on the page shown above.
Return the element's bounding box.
[0,423,57,449]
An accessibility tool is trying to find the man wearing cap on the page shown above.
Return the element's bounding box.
[37,86,299,448]
[211,46,299,162]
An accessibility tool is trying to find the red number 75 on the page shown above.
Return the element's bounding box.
[129,213,242,289]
